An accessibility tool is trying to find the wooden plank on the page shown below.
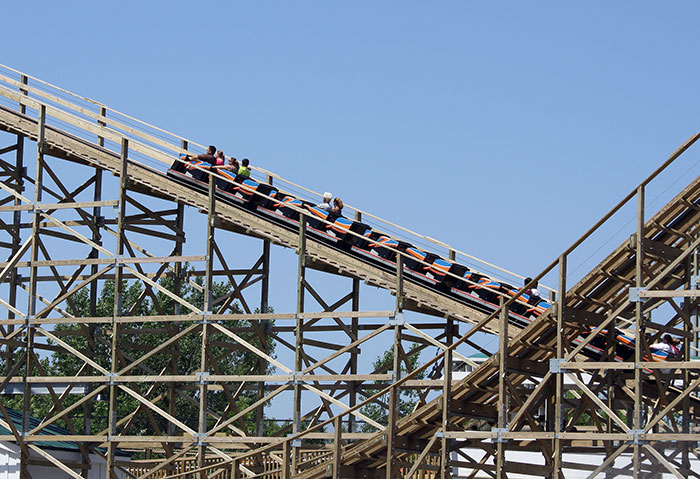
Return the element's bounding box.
[640,289,700,298]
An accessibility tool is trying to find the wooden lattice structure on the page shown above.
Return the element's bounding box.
[0,65,698,478]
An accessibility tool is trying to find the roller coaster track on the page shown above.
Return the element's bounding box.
[256,137,700,478]
[0,66,699,478]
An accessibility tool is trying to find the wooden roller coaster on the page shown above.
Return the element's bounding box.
[0,65,698,478]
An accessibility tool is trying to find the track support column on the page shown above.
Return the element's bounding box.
[107,138,128,478]
[385,255,403,479]
[197,170,216,477]
[21,104,45,478]
[495,296,508,479]
[633,186,644,478]
[553,254,566,479]
[293,213,307,472]
[440,313,454,478]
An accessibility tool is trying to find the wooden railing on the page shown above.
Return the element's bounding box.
[125,449,440,478]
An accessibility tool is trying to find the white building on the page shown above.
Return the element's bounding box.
[0,408,129,479]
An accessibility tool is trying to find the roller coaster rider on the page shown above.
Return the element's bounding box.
[237,158,251,178]
[184,145,216,163]
[317,192,333,212]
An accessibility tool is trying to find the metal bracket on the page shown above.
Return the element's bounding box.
[549,358,565,373]
[491,427,508,443]
[199,311,211,325]
[195,372,210,385]
[23,315,34,329]
[291,372,302,385]
[193,432,208,447]
[629,287,647,303]
[629,429,645,445]
[435,431,445,439]
[389,312,405,326]
[106,373,119,386]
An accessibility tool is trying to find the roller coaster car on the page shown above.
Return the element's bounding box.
[576,327,678,364]
[232,178,278,209]
[367,234,411,262]
[305,205,334,230]
[274,194,311,221]
[167,157,213,194]
[189,161,215,182]
[472,278,501,304]
[170,155,190,173]
[429,261,470,291]
[505,289,531,316]
[327,217,371,251]
[251,183,278,209]
[404,247,438,273]
[216,170,238,192]
[528,300,550,318]
[352,227,375,251]
[457,271,487,295]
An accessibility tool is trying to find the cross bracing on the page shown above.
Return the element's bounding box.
[0,64,698,478]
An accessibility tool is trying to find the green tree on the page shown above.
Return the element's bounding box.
[359,343,424,432]
[4,267,276,439]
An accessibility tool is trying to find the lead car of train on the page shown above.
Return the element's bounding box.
[167,157,677,366]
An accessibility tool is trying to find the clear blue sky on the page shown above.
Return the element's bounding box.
[3,1,700,305]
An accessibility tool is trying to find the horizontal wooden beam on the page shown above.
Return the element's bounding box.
[639,289,700,298]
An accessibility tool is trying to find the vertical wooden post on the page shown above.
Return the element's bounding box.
[681,258,692,476]
[349,277,360,434]
[293,214,307,469]
[348,210,363,435]
[107,138,128,478]
[81,105,106,474]
[21,103,45,478]
[633,186,644,478]
[170,139,187,453]
[495,296,508,479]
[440,321,453,479]
[281,440,291,479]
[385,320,401,479]
[332,416,342,478]
[553,254,566,479]
[197,170,216,477]
[386,255,403,479]
[170,200,184,438]
[257,238,271,436]
[232,458,240,479]
[174,138,189,318]
[395,253,404,312]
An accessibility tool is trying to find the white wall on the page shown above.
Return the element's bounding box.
[0,442,125,479]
